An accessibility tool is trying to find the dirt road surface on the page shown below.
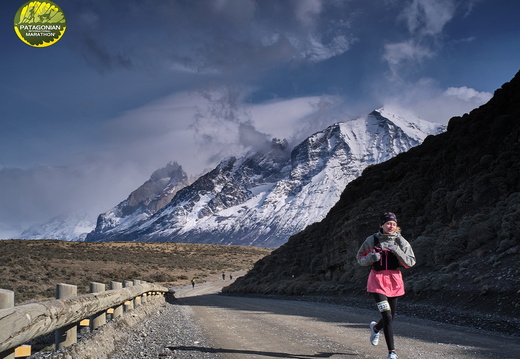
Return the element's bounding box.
[174,277,518,359]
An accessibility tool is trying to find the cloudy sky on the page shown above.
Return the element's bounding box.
[0,0,518,238]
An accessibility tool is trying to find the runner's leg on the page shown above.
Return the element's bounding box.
[372,293,397,351]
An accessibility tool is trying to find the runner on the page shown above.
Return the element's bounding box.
[356,212,416,359]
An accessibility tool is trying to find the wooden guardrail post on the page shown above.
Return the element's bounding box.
[0,289,15,359]
[123,280,134,311]
[0,289,14,309]
[55,284,78,350]
[133,280,142,307]
[110,281,123,319]
[141,282,148,304]
[89,282,106,331]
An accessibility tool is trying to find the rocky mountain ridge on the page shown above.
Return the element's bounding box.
[85,108,444,247]
[92,161,192,236]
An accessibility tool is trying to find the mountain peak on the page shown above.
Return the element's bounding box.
[150,161,184,181]
[272,138,289,150]
[371,107,446,140]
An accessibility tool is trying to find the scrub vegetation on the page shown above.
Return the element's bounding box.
[0,240,271,304]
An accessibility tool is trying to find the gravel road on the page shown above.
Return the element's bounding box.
[31,276,519,359]
[108,276,518,359]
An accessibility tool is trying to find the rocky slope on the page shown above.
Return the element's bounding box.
[224,70,520,321]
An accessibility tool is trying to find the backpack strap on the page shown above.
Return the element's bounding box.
[373,234,380,248]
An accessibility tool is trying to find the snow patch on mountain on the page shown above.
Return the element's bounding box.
[19,213,96,241]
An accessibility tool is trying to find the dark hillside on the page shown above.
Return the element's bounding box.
[224,71,520,329]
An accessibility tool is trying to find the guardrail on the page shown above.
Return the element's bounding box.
[0,280,170,359]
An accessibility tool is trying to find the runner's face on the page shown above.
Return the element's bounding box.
[382,221,397,234]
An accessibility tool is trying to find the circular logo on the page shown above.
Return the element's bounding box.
[14,1,67,47]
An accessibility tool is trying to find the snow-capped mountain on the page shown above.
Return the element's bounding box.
[89,161,191,238]
[86,108,445,247]
[19,213,96,241]
[19,162,191,242]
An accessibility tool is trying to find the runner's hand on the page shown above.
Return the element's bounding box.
[369,252,381,262]
[386,244,399,253]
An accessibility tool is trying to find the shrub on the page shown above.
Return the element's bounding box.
[411,277,430,293]
[431,273,453,291]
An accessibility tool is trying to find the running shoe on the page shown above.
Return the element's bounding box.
[369,321,380,346]
[387,351,398,359]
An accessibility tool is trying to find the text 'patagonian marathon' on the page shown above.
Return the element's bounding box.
[18,25,62,31]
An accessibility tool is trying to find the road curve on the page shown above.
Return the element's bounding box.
[174,279,519,359]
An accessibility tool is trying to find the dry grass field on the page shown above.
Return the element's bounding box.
[0,239,271,304]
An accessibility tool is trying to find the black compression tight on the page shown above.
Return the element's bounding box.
[372,293,398,351]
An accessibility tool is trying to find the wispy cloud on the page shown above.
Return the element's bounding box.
[100,86,337,174]
[383,0,457,78]
[383,40,434,77]
[400,0,457,35]
[382,80,492,124]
